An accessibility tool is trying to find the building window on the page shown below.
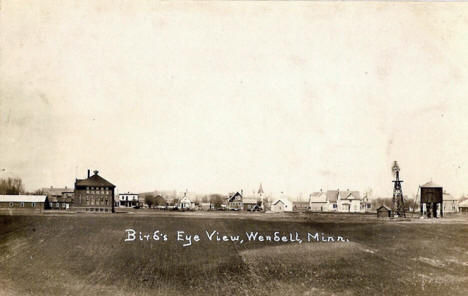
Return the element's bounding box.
[21,202,24,207]
[32,202,36,207]
[9,202,13,207]
[56,203,60,208]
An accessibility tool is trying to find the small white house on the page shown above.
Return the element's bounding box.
[443,192,459,213]
[271,198,293,212]
[309,190,339,212]
[337,190,364,213]
[118,193,139,208]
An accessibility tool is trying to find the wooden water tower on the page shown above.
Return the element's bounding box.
[420,181,443,218]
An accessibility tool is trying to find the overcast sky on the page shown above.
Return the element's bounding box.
[1,1,468,198]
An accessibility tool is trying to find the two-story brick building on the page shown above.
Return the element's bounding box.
[73,170,115,213]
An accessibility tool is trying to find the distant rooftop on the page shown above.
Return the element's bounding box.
[0,195,47,203]
[420,181,442,188]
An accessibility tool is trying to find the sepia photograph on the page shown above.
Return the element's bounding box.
[1,1,468,295]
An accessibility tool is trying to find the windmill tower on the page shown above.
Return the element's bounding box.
[391,161,405,218]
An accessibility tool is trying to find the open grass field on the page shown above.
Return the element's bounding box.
[1,212,467,296]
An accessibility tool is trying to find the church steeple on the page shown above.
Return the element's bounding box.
[258,183,264,196]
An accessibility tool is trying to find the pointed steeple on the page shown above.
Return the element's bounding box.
[258,183,264,196]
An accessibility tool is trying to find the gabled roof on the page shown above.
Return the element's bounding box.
[310,191,327,203]
[420,181,442,188]
[326,190,339,203]
[377,205,391,211]
[0,195,46,203]
[339,190,361,200]
[75,173,115,188]
[272,198,292,206]
[228,192,243,202]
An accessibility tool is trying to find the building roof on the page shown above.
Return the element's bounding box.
[272,198,292,206]
[75,172,115,188]
[326,190,339,203]
[339,190,361,200]
[420,181,442,188]
[42,187,71,196]
[0,195,47,203]
[243,197,259,204]
[310,191,327,203]
[458,199,468,208]
[443,192,458,201]
[293,201,309,206]
[228,192,243,202]
[377,205,391,211]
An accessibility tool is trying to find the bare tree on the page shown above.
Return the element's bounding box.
[209,194,224,209]
[0,178,25,195]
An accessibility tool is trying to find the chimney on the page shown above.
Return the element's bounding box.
[93,170,99,175]
[87,169,90,178]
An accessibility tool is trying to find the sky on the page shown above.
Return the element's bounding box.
[1,1,468,199]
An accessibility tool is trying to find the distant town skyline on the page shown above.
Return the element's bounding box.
[1,2,468,198]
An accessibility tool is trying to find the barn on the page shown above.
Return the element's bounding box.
[0,195,47,214]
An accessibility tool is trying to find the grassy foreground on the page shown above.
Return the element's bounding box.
[0,213,467,296]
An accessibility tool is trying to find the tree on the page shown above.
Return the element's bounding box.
[144,195,156,208]
[209,194,224,209]
[0,178,25,195]
[154,195,166,206]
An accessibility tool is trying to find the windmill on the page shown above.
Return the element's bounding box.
[391,161,405,218]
